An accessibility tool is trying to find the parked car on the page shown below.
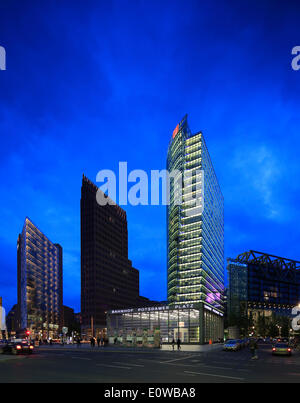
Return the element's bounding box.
[223,339,241,351]
[272,343,292,356]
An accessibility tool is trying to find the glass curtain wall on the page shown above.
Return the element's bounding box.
[107,306,223,346]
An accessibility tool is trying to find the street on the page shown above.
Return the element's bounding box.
[0,343,300,383]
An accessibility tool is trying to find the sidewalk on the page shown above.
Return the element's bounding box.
[38,343,224,353]
[161,343,223,352]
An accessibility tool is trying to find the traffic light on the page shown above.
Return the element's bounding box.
[25,330,30,336]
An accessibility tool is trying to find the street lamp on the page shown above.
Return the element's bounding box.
[276,325,282,337]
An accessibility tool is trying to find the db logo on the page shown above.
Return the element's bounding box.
[291,306,300,331]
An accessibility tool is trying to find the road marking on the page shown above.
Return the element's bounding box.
[201,365,234,370]
[71,357,91,360]
[161,354,196,364]
[138,358,194,367]
[113,362,144,367]
[96,363,131,369]
[184,371,244,381]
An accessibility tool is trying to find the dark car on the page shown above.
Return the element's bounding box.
[272,343,292,356]
[4,339,34,355]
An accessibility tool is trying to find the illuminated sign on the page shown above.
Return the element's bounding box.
[110,303,195,315]
[172,124,179,139]
[204,304,224,317]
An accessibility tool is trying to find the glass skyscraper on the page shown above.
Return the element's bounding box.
[167,115,224,311]
[17,217,63,338]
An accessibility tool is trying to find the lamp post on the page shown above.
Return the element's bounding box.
[276,325,282,338]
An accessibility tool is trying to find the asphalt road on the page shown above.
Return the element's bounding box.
[0,343,300,383]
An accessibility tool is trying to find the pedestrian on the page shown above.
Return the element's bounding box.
[177,338,181,351]
[249,338,258,359]
[90,337,95,347]
[114,337,117,345]
[171,338,175,351]
[97,337,100,347]
[77,337,81,348]
[100,336,104,346]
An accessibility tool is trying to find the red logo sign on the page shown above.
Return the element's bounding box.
[172,124,179,139]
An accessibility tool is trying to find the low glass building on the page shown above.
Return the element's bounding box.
[107,302,223,347]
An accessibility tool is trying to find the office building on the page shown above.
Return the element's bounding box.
[63,305,75,329]
[6,304,19,335]
[17,217,63,338]
[227,250,300,324]
[106,116,225,347]
[81,175,145,337]
[167,115,224,313]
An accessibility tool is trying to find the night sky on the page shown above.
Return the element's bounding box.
[1,0,300,313]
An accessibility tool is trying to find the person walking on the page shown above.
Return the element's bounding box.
[249,338,258,359]
[97,337,101,347]
[171,338,175,351]
[177,338,181,351]
[76,337,81,347]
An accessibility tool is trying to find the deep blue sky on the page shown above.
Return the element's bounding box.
[1,0,300,313]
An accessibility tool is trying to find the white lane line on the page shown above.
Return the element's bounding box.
[138,358,194,367]
[161,355,196,364]
[113,362,144,367]
[184,371,244,381]
[71,357,91,360]
[96,363,132,369]
[201,365,234,370]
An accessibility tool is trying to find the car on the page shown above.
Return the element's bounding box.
[223,339,241,351]
[4,339,34,355]
[272,343,292,356]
